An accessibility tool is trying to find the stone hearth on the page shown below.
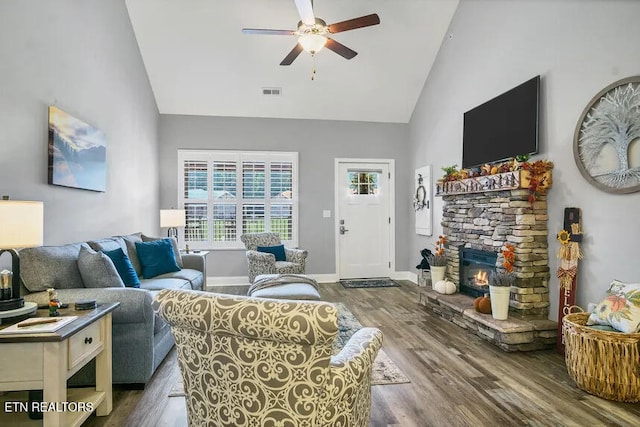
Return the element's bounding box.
[419,290,557,351]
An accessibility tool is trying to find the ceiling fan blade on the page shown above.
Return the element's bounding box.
[325,38,357,60]
[294,0,315,25]
[328,14,380,34]
[242,28,296,36]
[280,44,304,66]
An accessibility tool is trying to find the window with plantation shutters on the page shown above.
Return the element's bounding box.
[270,162,293,240]
[183,160,208,243]
[178,150,298,249]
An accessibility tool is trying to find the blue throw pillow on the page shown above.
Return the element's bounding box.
[103,248,140,288]
[135,239,181,278]
[257,244,286,262]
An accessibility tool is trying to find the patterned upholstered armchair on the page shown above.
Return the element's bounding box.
[240,232,308,283]
[155,289,383,427]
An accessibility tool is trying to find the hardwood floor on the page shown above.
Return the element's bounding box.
[83,282,640,427]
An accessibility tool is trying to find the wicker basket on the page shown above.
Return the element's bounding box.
[563,312,640,402]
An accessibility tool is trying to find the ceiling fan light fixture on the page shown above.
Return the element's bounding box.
[298,33,327,53]
[243,3,380,66]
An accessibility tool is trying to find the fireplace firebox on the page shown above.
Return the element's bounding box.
[459,248,497,298]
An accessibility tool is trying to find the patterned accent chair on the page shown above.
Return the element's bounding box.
[155,289,383,427]
[240,232,308,283]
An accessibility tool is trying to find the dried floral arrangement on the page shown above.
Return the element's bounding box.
[521,159,555,203]
[489,243,516,287]
[428,235,447,267]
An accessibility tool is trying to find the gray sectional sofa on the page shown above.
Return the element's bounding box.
[18,232,205,386]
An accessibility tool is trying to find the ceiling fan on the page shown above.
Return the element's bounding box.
[242,0,380,66]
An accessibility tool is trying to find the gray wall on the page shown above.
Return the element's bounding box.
[159,115,410,278]
[0,0,160,247]
[409,0,640,318]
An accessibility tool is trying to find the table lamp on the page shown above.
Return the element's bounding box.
[0,197,44,311]
[160,209,186,242]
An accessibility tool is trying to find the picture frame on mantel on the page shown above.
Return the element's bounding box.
[573,76,640,194]
[414,165,432,236]
[48,106,107,192]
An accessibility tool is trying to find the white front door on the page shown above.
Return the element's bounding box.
[336,161,392,279]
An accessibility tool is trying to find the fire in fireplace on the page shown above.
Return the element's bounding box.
[474,270,489,286]
[459,248,497,297]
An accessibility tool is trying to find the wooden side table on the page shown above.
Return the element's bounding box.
[0,302,119,427]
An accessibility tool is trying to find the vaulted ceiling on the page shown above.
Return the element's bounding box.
[125,0,459,123]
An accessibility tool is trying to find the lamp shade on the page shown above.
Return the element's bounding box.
[160,209,186,228]
[0,200,44,249]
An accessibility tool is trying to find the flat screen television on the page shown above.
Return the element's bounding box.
[462,75,540,169]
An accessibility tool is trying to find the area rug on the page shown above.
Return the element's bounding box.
[168,303,409,397]
[332,303,410,386]
[340,278,400,289]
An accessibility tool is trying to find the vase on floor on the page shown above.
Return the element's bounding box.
[430,266,446,285]
[489,285,511,320]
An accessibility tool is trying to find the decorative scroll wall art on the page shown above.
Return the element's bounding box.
[414,165,432,236]
[573,76,640,194]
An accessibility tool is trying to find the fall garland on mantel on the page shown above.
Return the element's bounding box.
[436,157,554,202]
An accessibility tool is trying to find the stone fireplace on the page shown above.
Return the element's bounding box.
[443,188,551,318]
[419,172,556,351]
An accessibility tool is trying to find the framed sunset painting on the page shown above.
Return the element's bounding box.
[48,106,106,192]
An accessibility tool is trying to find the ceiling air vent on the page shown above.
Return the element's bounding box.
[262,87,282,96]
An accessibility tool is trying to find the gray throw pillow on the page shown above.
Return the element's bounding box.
[119,232,143,277]
[141,235,183,268]
[87,236,127,253]
[19,243,85,291]
[77,245,125,288]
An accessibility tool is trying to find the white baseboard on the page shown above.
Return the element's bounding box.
[205,272,416,289]
[398,271,418,284]
[390,271,416,282]
[307,273,339,283]
[206,276,249,288]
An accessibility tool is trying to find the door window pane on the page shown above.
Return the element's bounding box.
[348,171,379,195]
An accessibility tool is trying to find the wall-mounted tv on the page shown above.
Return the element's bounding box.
[462,75,540,169]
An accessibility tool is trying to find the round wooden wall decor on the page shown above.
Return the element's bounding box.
[573,76,640,194]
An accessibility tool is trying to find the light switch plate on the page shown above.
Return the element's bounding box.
[323,210,331,218]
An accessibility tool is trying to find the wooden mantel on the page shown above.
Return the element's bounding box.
[436,170,552,196]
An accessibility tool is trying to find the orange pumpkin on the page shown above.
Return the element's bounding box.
[475,295,492,314]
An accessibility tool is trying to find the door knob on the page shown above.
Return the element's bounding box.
[339,225,349,235]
